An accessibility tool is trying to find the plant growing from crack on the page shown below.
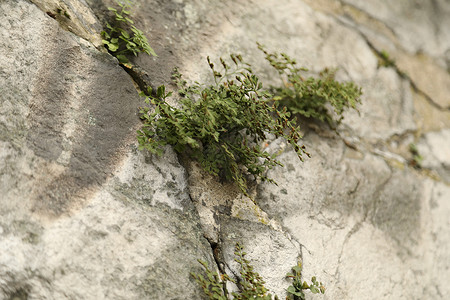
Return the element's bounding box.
[192,243,325,300]
[286,263,325,300]
[378,50,396,68]
[137,54,309,196]
[101,0,156,63]
[376,49,407,78]
[192,243,277,300]
[258,43,362,127]
[408,143,423,169]
[137,45,363,196]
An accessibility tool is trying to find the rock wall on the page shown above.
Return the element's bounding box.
[1,0,449,299]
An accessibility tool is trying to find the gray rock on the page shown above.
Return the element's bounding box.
[1,0,141,216]
[418,129,450,182]
[30,0,104,48]
[341,0,450,60]
[218,216,299,297]
[0,1,212,299]
[1,0,449,299]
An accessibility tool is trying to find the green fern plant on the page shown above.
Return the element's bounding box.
[286,263,325,300]
[192,243,325,300]
[232,243,276,300]
[137,54,309,196]
[258,43,362,127]
[191,243,277,300]
[378,50,396,68]
[101,0,156,63]
[408,143,423,169]
[191,260,229,300]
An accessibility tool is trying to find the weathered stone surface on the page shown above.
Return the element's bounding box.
[342,67,416,141]
[0,0,144,216]
[412,92,450,133]
[0,184,210,299]
[0,1,212,299]
[397,53,450,110]
[257,148,448,299]
[421,181,450,298]
[219,217,299,297]
[305,0,450,112]
[341,0,450,60]
[1,0,449,299]
[418,129,450,182]
[30,0,104,48]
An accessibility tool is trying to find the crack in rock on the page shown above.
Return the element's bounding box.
[332,8,449,112]
[31,0,103,48]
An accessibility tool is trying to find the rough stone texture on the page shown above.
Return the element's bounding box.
[0,1,212,299]
[418,129,450,182]
[30,0,104,48]
[219,217,299,297]
[1,0,140,217]
[1,0,449,299]
[341,0,450,59]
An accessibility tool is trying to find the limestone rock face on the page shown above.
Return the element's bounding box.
[1,0,449,299]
